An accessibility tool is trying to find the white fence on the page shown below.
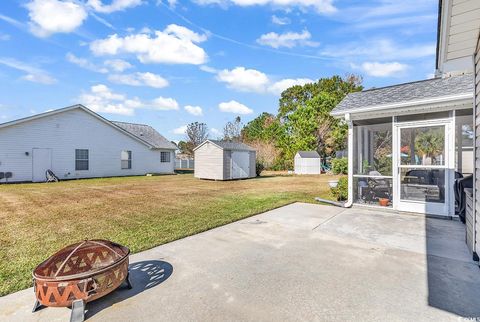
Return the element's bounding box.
[175,158,195,170]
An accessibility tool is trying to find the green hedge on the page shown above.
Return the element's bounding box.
[331,157,348,175]
[330,176,348,201]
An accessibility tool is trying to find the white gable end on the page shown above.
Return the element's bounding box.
[0,107,174,182]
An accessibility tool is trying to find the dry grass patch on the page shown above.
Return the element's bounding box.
[0,173,335,296]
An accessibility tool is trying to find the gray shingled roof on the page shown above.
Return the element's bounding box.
[112,121,177,150]
[332,74,473,115]
[209,140,255,151]
[296,151,320,158]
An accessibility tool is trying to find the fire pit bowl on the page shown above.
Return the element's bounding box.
[32,239,131,320]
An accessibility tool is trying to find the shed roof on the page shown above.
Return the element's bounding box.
[296,151,320,158]
[195,140,255,151]
[331,74,473,116]
[112,121,177,150]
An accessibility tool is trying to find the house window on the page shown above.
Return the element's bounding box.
[161,151,171,163]
[121,150,132,169]
[75,149,89,171]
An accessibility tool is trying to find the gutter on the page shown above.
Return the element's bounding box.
[331,92,473,118]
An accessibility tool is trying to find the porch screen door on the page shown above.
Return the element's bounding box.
[396,122,451,216]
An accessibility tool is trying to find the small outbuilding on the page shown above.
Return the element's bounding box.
[294,151,321,175]
[194,140,256,180]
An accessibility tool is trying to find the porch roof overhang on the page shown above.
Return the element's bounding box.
[331,74,474,121]
[436,0,480,75]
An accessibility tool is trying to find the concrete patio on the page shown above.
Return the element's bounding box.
[1,202,480,321]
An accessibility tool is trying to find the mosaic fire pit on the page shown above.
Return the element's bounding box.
[32,240,131,321]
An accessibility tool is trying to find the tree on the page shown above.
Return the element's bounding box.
[177,141,189,154]
[184,122,208,156]
[223,116,242,142]
[242,112,282,142]
[278,74,363,121]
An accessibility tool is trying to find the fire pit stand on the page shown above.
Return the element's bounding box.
[32,240,132,322]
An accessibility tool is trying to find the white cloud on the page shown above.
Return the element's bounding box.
[0,14,24,29]
[0,33,10,41]
[215,66,313,95]
[199,65,218,73]
[172,125,187,135]
[354,62,408,77]
[151,96,179,110]
[271,15,291,25]
[87,0,143,13]
[184,105,203,116]
[77,84,178,115]
[267,78,314,95]
[78,84,136,115]
[22,73,57,84]
[66,53,109,73]
[0,57,57,84]
[218,100,253,115]
[104,59,133,72]
[108,72,169,88]
[216,67,269,93]
[257,30,318,49]
[90,24,208,65]
[321,39,435,61]
[26,0,87,37]
[193,0,336,14]
[210,127,222,137]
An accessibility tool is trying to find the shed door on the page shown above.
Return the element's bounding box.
[231,151,250,179]
[32,148,52,182]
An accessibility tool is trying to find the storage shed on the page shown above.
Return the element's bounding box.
[294,151,321,175]
[194,140,256,180]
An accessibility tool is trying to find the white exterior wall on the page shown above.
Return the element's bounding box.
[194,142,256,180]
[294,155,321,175]
[0,108,174,182]
[194,142,224,180]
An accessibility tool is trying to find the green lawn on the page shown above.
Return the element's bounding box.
[0,173,335,296]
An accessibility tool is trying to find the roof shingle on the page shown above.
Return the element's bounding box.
[296,151,320,158]
[332,74,473,115]
[112,121,177,150]
[208,140,255,151]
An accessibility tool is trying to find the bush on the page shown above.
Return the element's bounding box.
[330,176,348,201]
[255,161,265,176]
[331,157,348,175]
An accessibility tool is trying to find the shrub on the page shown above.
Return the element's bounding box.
[331,157,348,175]
[255,161,265,176]
[330,176,348,201]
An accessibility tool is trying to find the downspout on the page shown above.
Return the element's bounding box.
[315,113,353,208]
[344,113,354,208]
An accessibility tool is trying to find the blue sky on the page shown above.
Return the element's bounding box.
[0,0,438,141]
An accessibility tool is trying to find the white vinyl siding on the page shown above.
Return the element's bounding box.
[0,108,175,182]
[294,154,321,175]
[121,150,132,169]
[194,141,256,180]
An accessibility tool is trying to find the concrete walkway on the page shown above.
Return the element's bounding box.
[1,203,480,321]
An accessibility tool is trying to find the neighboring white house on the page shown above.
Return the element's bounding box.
[294,151,321,175]
[0,104,176,182]
[194,140,256,180]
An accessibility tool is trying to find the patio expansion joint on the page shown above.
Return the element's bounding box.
[311,208,349,231]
